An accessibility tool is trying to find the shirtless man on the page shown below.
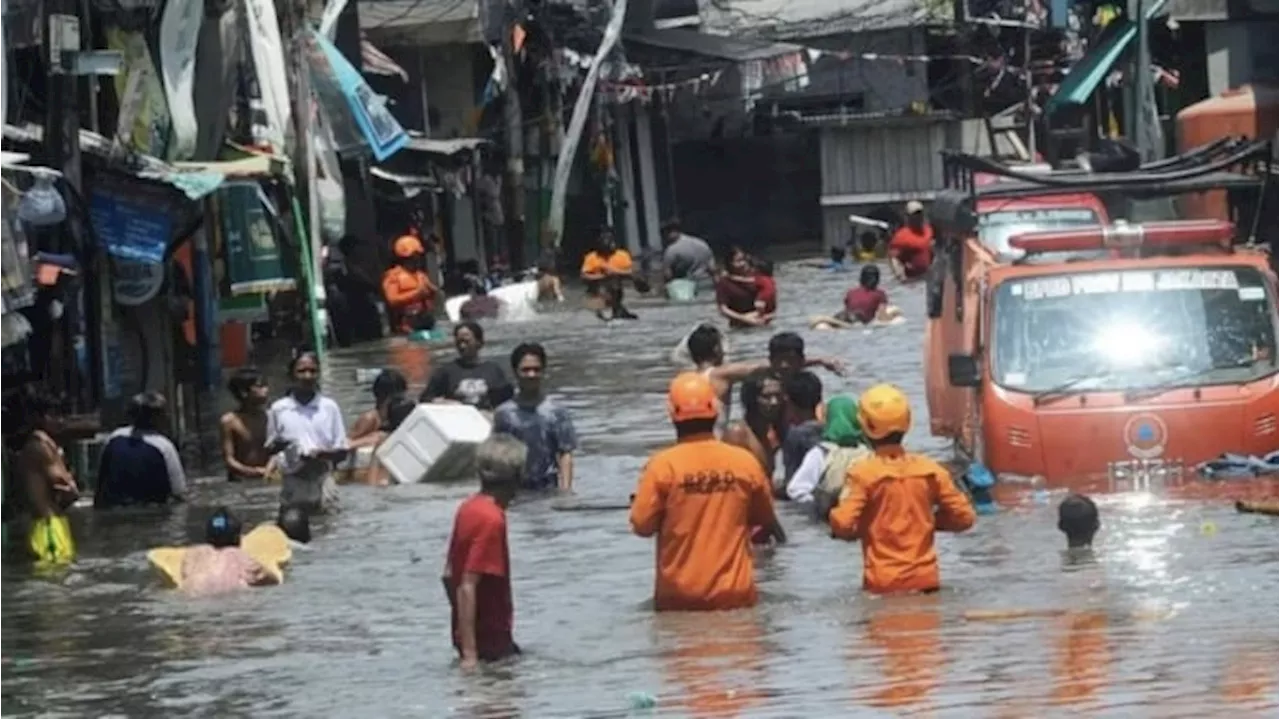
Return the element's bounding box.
[9,387,78,556]
[684,324,844,434]
[220,368,273,482]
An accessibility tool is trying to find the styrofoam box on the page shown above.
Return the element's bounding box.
[375,403,493,484]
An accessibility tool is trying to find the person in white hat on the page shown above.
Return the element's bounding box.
[888,200,934,281]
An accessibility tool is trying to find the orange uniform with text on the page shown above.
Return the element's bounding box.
[830,384,976,594]
[580,248,633,277]
[630,373,779,611]
[381,235,436,333]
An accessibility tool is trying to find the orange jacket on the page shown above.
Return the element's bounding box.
[381,266,435,310]
[581,249,633,278]
[888,224,934,275]
[829,447,975,594]
[630,434,778,611]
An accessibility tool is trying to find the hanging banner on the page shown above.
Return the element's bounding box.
[306,30,408,162]
[89,190,172,263]
[157,0,204,160]
[106,27,171,157]
[219,182,296,295]
[243,0,291,152]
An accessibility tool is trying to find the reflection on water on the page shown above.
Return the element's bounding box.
[3,261,1277,717]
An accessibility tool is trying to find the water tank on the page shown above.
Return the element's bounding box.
[1175,85,1278,224]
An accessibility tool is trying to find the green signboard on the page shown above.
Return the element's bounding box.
[220,182,296,295]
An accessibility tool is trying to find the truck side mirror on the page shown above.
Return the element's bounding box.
[947,354,981,387]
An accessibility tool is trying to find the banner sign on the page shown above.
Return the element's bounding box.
[219,182,296,295]
[89,190,172,263]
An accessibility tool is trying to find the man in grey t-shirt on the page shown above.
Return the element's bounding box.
[661,219,716,282]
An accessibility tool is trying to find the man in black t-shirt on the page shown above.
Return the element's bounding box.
[419,321,514,410]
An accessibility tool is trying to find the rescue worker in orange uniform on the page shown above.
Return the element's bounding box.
[829,384,975,594]
[630,372,786,611]
[381,235,438,334]
[888,200,934,281]
[580,228,638,320]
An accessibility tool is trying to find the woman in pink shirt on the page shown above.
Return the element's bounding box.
[180,508,278,596]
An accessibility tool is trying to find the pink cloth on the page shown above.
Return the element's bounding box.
[180,546,262,596]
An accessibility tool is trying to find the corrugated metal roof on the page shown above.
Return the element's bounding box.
[625,28,802,61]
[702,0,941,40]
[360,0,482,46]
[403,136,491,155]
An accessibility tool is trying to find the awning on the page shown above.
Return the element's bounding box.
[360,0,481,47]
[1045,0,1169,117]
[361,34,409,81]
[624,28,802,62]
[402,136,490,157]
[2,123,281,200]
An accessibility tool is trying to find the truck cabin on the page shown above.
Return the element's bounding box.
[939,138,1274,261]
[924,140,1276,484]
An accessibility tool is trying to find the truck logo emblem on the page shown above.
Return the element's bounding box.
[1124,414,1168,459]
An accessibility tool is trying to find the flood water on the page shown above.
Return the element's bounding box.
[3,260,1278,718]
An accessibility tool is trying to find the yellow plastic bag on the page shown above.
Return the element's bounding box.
[28,515,75,565]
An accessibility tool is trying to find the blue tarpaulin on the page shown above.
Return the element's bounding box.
[307,30,409,162]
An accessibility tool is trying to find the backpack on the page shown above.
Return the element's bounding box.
[812,442,869,521]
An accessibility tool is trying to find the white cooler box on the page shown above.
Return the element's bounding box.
[375,404,493,484]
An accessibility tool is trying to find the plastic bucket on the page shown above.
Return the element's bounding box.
[667,279,697,302]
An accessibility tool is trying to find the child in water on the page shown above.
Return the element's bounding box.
[180,508,278,596]
[1058,493,1099,554]
[809,265,903,330]
[349,369,408,448]
[278,505,312,545]
[220,368,274,482]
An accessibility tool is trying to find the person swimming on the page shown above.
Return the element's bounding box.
[179,508,278,596]
[810,265,903,330]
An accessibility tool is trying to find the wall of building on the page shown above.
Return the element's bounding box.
[1205,20,1279,96]
[789,28,930,114]
[818,118,990,248]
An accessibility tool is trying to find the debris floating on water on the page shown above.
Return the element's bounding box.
[626,691,657,710]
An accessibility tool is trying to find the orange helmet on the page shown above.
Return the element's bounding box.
[857,383,911,440]
[393,235,425,259]
[667,372,719,423]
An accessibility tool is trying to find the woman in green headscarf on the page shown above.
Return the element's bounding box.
[783,395,869,520]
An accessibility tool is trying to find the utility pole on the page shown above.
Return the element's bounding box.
[1132,0,1155,160]
[43,0,88,408]
[501,4,526,269]
[283,0,327,359]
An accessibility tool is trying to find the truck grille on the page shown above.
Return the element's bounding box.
[1255,413,1277,437]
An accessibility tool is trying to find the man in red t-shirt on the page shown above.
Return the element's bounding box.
[888,200,934,281]
[442,435,527,668]
[842,264,889,324]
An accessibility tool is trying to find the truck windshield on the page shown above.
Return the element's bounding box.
[979,207,1101,259]
[992,267,1278,393]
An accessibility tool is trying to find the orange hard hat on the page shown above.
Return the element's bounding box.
[393,235,425,259]
[667,372,719,423]
[857,383,911,440]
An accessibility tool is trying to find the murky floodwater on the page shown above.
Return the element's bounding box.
[4,260,1278,718]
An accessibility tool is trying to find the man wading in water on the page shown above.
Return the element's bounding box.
[629,372,785,611]
[492,343,578,493]
[685,324,844,436]
[580,227,638,321]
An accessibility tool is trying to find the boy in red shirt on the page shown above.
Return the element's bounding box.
[442,435,527,668]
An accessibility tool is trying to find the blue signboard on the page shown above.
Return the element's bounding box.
[89,191,173,263]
